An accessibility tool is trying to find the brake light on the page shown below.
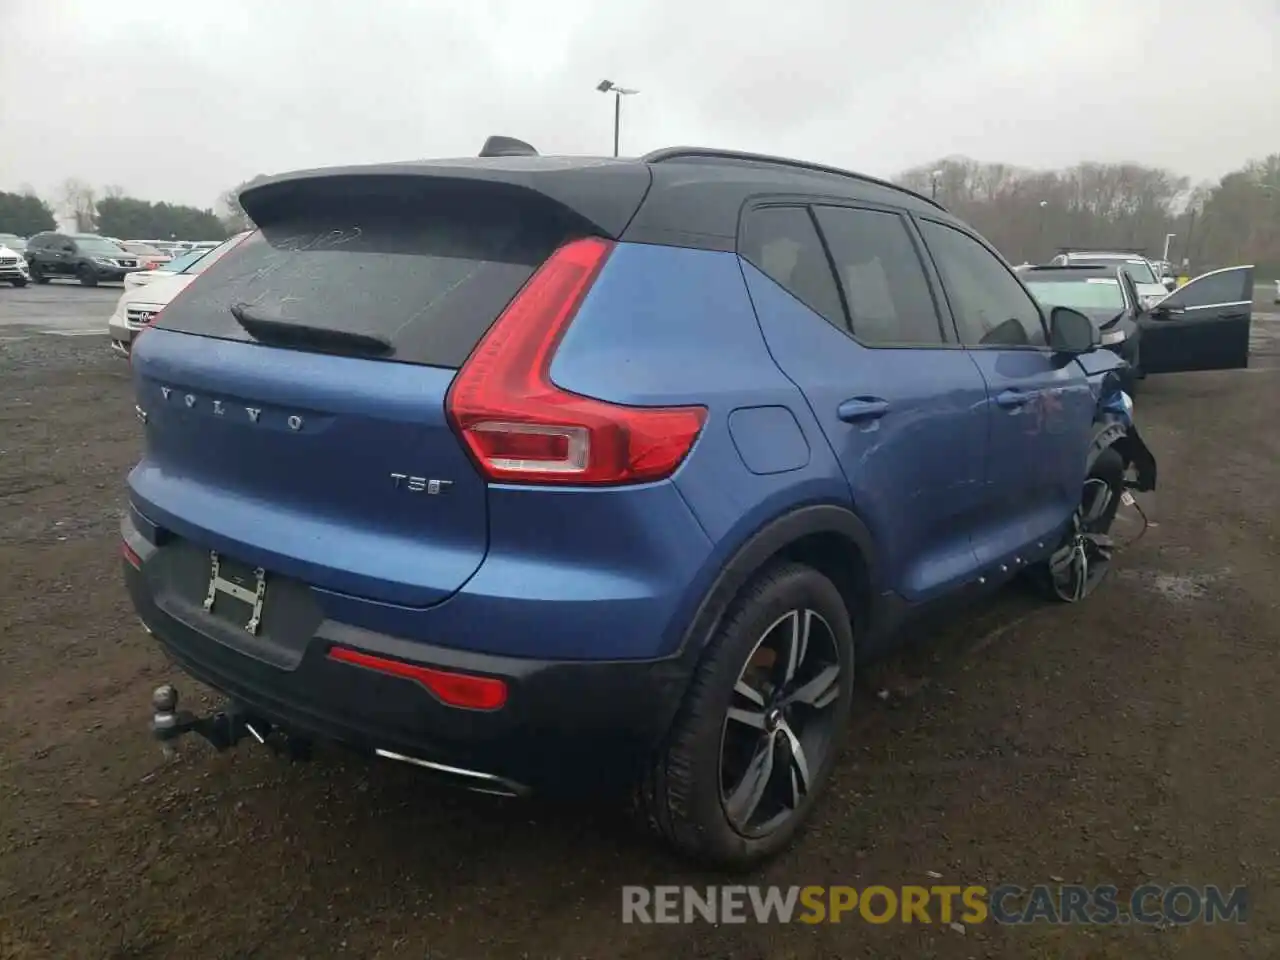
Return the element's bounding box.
[446,236,707,485]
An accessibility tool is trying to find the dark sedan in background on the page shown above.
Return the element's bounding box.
[1021,264,1142,378]
[1019,262,1256,386]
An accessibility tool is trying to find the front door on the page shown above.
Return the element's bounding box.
[915,218,1097,571]
[1138,265,1254,373]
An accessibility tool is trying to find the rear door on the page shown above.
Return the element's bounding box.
[739,203,990,604]
[1137,265,1254,373]
[130,176,605,608]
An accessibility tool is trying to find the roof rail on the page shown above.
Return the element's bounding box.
[641,147,945,211]
[1024,263,1113,272]
[479,135,539,158]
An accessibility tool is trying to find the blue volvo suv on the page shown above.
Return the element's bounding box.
[123,140,1156,867]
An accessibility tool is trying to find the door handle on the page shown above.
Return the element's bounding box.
[995,389,1033,409]
[837,397,890,422]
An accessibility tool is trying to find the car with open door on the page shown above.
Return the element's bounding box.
[1020,264,1141,381]
[1135,265,1253,374]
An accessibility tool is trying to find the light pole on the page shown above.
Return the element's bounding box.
[1162,233,1176,262]
[596,79,639,157]
[1038,200,1048,259]
[930,169,943,200]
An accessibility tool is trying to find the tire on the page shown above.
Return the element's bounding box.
[10,278,27,287]
[1030,444,1126,602]
[77,264,98,287]
[638,560,855,869]
[29,264,48,284]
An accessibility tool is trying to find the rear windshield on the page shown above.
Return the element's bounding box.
[156,185,568,368]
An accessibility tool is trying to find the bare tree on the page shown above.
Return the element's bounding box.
[217,174,270,232]
[59,178,98,232]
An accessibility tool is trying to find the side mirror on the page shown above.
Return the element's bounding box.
[1048,306,1099,355]
[1162,276,1177,291]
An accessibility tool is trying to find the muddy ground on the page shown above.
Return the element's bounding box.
[1,283,1278,959]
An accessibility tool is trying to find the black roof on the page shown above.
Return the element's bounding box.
[239,141,960,254]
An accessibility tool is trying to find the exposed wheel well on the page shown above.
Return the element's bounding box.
[773,531,869,636]
[674,504,878,664]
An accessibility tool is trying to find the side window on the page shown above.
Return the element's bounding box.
[1168,269,1249,307]
[740,206,846,331]
[813,206,944,345]
[919,220,1046,347]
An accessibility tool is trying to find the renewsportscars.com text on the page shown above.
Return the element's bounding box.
[621,884,1248,926]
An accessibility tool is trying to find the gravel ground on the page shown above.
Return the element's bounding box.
[1,284,1278,959]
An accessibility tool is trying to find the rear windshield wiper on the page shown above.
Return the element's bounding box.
[229,302,394,356]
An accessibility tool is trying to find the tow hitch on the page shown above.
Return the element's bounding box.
[150,684,312,761]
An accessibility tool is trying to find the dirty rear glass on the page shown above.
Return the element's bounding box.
[155,186,566,368]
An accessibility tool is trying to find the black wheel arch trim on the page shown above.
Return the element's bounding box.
[1091,415,1157,491]
[675,503,877,663]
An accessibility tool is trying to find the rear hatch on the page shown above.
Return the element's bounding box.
[128,163,651,607]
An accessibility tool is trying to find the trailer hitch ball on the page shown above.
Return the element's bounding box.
[151,684,182,759]
[153,684,178,715]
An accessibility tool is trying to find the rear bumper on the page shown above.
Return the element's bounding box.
[122,512,695,793]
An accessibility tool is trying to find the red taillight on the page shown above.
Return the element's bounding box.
[121,540,142,569]
[326,645,508,711]
[446,236,707,485]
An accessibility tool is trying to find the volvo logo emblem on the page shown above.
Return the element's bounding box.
[154,386,308,430]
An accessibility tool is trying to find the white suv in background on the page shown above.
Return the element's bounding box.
[0,243,30,286]
[108,231,250,356]
[1049,251,1173,309]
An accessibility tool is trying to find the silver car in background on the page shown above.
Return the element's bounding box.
[1050,251,1173,309]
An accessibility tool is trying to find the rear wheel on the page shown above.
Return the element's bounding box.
[1033,445,1125,602]
[77,264,98,287]
[639,561,854,868]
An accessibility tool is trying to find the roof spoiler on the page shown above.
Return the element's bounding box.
[479,135,539,158]
[237,156,652,239]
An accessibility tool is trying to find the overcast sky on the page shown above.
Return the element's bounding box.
[1,0,1276,212]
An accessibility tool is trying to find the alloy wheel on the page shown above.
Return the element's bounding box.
[1049,476,1118,602]
[718,608,842,838]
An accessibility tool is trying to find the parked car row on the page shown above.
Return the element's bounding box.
[0,231,230,287]
[109,232,250,355]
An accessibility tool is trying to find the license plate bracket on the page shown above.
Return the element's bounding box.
[202,551,267,635]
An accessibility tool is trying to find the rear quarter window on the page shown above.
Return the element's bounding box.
[155,185,573,368]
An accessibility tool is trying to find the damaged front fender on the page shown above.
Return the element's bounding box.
[1092,404,1157,494]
